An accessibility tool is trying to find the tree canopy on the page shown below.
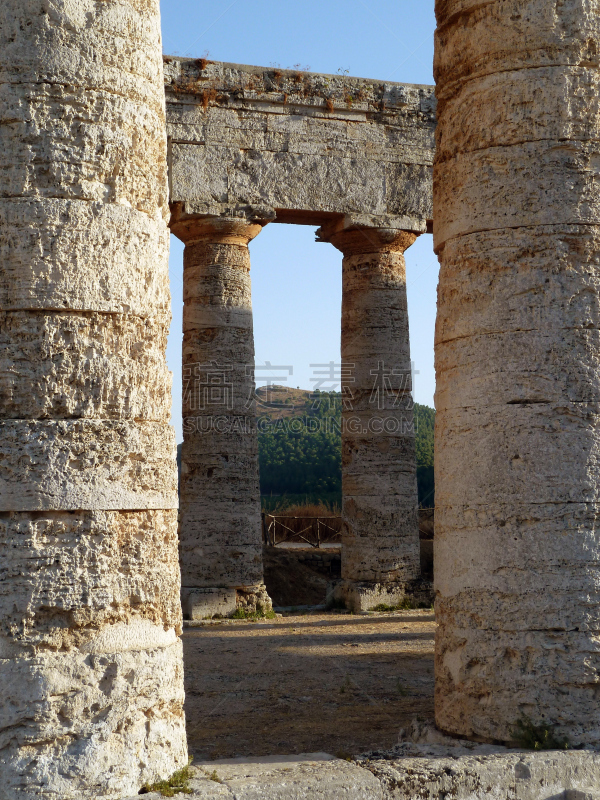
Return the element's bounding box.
[258,390,435,507]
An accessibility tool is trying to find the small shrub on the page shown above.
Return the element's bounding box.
[371,598,432,613]
[334,750,353,762]
[142,759,193,796]
[372,599,415,612]
[229,607,276,621]
[511,716,569,751]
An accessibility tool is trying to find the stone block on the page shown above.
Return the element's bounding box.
[329,579,432,612]
[0,82,167,215]
[0,509,182,646]
[181,588,238,620]
[194,754,383,800]
[0,311,171,420]
[435,139,600,247]
[434,0,600,98]
[116,747,600,799]
[360,744,600,800]
[0,0,167,119]
[436,67,600,161]
[0,419,178,511]
[0,199,170,314]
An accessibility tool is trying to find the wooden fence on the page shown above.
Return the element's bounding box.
[262,514,342,548]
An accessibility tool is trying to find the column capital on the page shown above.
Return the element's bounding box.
[169,206,271,246]
[317,220,418,257]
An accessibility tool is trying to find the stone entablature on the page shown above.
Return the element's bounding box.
[164,58,436,232]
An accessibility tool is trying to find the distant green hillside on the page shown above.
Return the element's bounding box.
[414,402,435,508]
[257,387,435,508]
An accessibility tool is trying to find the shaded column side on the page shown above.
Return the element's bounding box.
[171,214,271,619]
[433,0,600,744]
[321,225,425,612]
[0,0,187,795]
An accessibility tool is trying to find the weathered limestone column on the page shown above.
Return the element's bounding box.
[434,0,600,743]
[170,212,271,619]
[319,224,423,612]
[0,0,187,795]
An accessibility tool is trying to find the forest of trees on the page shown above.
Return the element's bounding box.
[258,391,435,508]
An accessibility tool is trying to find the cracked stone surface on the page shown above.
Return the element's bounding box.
[0,0,187,795]
[433,0,600,743]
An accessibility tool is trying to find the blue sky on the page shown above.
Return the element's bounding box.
[161,1,438,441]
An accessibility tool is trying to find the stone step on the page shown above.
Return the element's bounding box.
[122,749,600,800]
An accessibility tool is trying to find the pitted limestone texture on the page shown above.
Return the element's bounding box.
[0,200,171,314]
[0,0,187,795]
[0,510,182,646]
[433,0,600,744]
[0,419,178,511]
[165,59,435,232]
[0,312,172,420]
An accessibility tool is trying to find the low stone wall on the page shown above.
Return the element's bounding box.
[293,548,342,578]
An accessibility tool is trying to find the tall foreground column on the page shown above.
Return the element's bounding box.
[321,225,422,612]
[0,1,187,794]
[171,213,271,620]
[434,0,600,743]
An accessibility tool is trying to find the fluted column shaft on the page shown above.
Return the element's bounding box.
[0,0,186,795]
[171,215,270,618]
[434,0,600,744]
[325,227,421,610]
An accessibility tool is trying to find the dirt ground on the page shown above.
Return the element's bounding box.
[182,610,436,761]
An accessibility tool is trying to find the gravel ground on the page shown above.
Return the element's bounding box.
[182,610,435,761]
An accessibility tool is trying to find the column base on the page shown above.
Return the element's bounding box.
[327,578,433,613]
[181,585,272,620]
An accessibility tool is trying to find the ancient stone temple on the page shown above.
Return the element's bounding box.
[165,59,436,615]
[3,0,600,794]
[0,0,187,795]
[434,0,600,744]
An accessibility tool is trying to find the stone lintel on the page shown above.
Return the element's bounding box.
[165,59,435,230]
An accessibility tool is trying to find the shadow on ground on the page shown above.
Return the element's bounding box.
[183,610,435,760]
